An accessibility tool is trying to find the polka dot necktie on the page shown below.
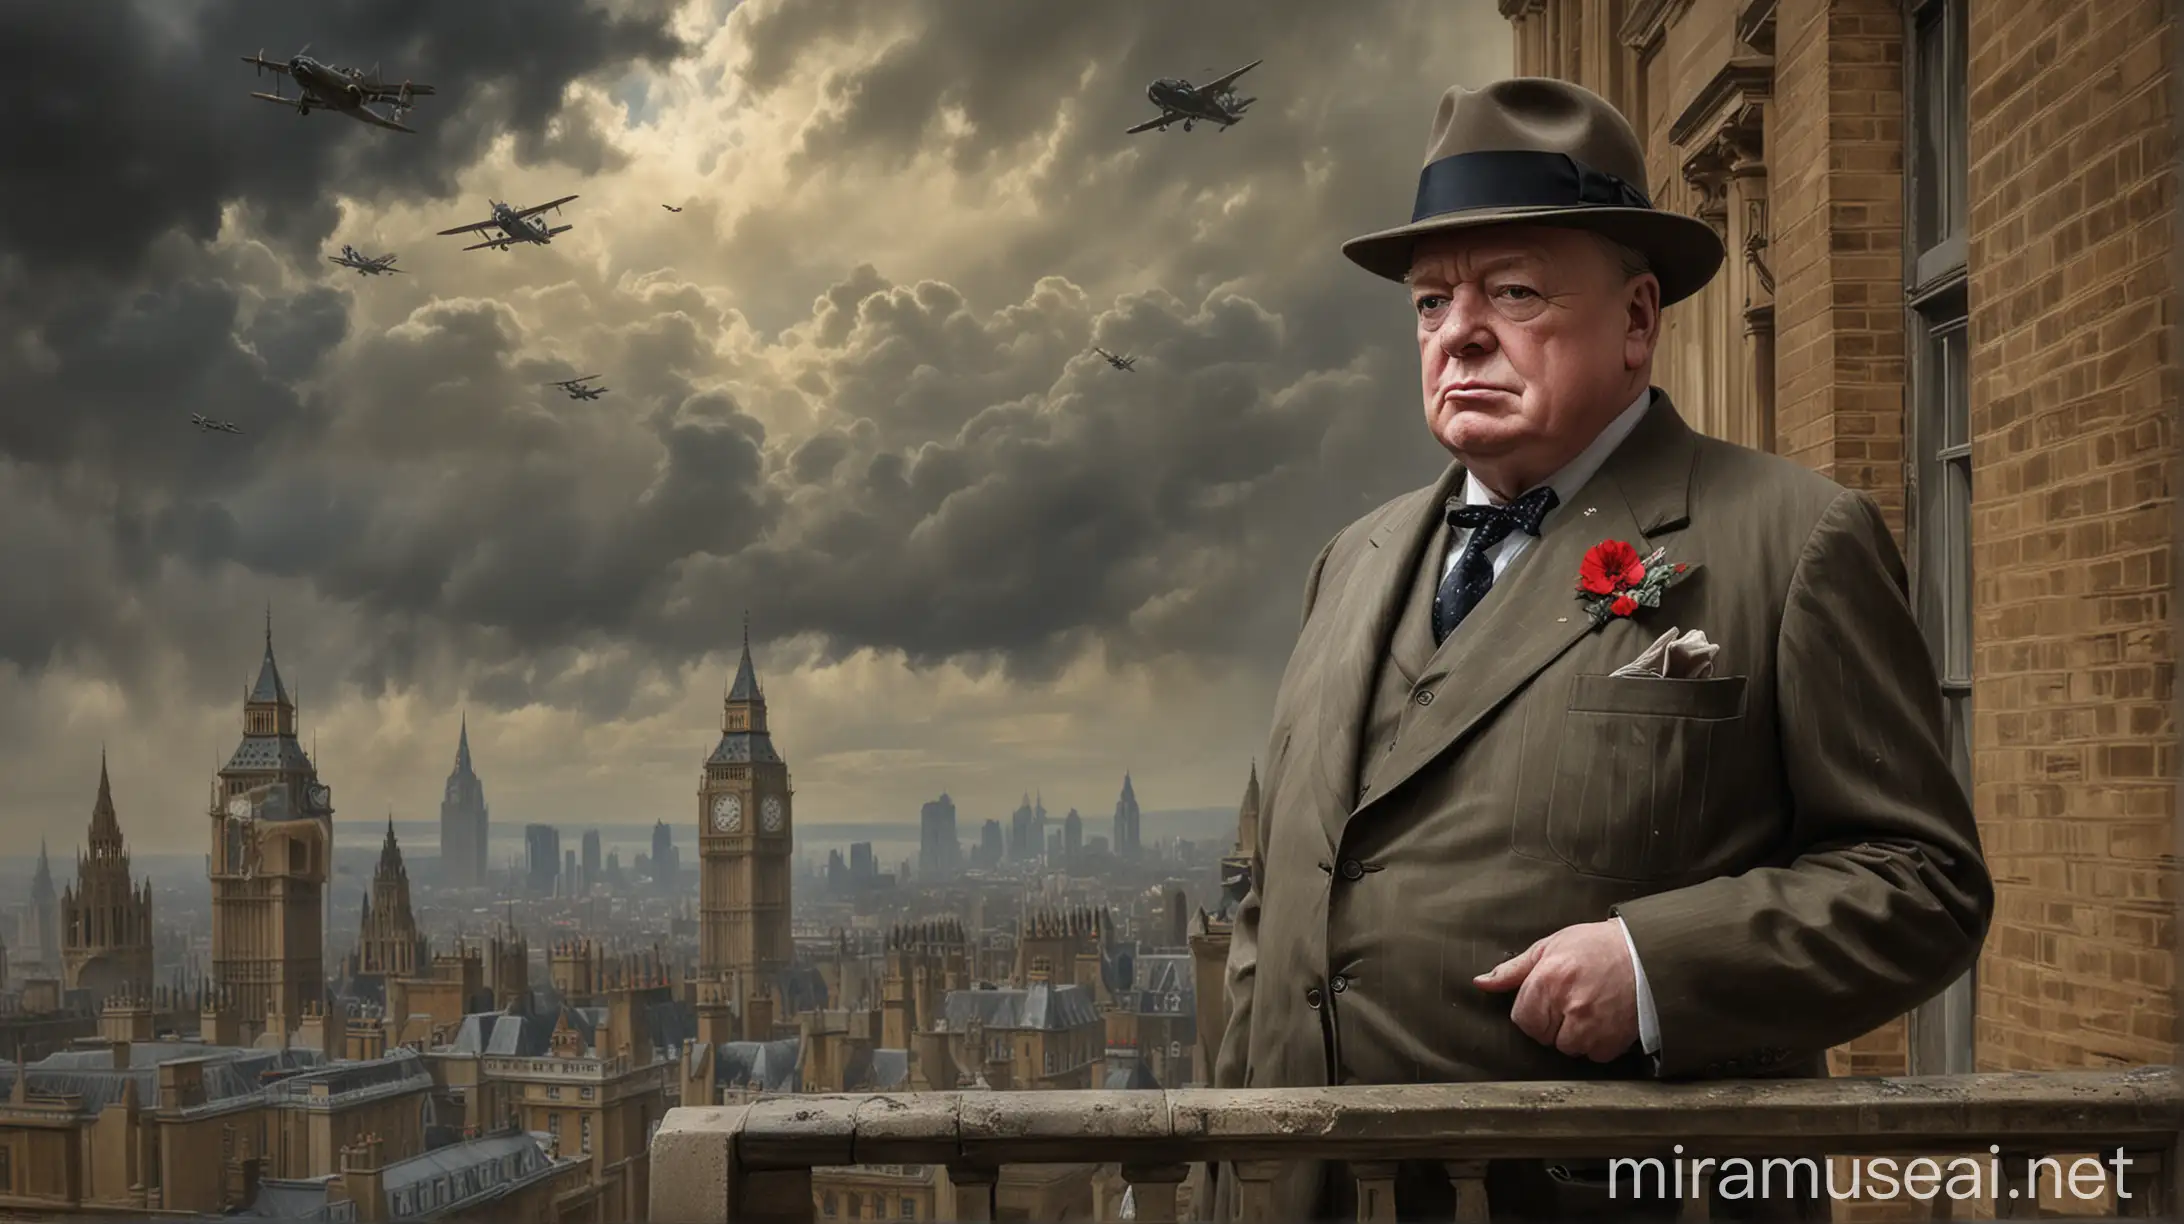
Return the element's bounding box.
[1432,485,1560,646]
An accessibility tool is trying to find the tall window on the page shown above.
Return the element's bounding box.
[1904,0,1974,1076]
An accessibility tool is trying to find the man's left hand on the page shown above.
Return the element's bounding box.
[1474,920,1639,1061]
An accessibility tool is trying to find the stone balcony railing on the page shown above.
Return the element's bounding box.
[650,1068,2182,1222]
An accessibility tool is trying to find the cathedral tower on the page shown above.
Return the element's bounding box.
[209,612,334,1030]
[439,715,490,888]
[20,839,60,973]
[61,753,155,1000]
[698,615,793,987]
[348,818,427,984]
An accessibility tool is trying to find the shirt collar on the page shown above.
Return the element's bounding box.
[1461,387,1653,511]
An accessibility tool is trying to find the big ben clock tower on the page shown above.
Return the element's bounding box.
[698,615,793,986]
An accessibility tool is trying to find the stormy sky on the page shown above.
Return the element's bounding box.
[0,0,1511,855]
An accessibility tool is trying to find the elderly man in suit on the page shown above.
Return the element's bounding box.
[1209,77,1993,1222]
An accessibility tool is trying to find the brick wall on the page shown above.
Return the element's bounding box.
[1966,0,2179,1071]
[1772,0,1911,545]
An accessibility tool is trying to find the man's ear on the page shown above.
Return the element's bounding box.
[1624,275,1662,372]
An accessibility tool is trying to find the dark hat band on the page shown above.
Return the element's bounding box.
[1411,149,1652,223]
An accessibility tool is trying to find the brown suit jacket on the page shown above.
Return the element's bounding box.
[1211,392,1992,1220]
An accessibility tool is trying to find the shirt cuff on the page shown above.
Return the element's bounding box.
[1619,916,1661,1055]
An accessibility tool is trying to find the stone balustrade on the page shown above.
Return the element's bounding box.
[651,1067,2181,1222]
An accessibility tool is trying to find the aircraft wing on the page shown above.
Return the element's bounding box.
[463,234,527,251]
[438,218,498,236]
[251,91,312,111]
[1125,109,1180,135]
[1201,59,1263,94]
[513,195,579,219]
[362,80,435,98]
[241,54,292,76]
[349,106,417,134]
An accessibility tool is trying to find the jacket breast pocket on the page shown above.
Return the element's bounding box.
[1513,673,1748,882]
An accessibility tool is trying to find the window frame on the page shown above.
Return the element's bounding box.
[1901,0,1976,1079]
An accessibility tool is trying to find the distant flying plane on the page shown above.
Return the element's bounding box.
[1127,59,1261,134]
[242,46,434,134]
[661,204,684,213]
[328,244,402,275]
[191,413,242,434]
[548,375,608,400]
[1092,346,1137,371]
[437,196,580,251]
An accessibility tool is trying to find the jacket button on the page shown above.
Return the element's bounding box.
[1304,987,1323,1009]
[1414,689,1434,706]
[1330,975,1348,993]
[1339,859,1364,881]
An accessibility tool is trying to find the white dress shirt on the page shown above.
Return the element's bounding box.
[1442,387,1663,1057]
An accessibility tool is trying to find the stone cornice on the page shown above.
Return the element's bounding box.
[1498,0,1544,17]
[1736,0,1781,55]
[1618,0,1693,51]
[1668,55,1774,148]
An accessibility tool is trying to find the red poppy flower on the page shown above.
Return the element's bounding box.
[1579,539,1646,595]
[1610,594,1639,617]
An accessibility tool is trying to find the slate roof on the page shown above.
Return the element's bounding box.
[704,732,783,765]
[711,1037,802,1092]
[224,736,314,774]
[1,1043,327,1116]
[446,1011,556,1058]
[942,982,1101,1033]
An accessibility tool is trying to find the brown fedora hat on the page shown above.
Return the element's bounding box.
[1342,77,1723,306]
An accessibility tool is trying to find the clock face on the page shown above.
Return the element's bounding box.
[226,797,251,819]
[307,784,330,810]
[711,793,742,833]
[761,795,784,832]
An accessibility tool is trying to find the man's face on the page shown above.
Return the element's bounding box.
[1407,225,1659,493]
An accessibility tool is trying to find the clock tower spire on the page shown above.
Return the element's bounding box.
[698,613,792,993]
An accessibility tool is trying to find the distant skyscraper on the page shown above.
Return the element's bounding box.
[1032,794,1048,863]
[978,819,1004,868]
[919,794,960,878]
[650,820,680,891]
[563,848,578,897]
[1113,772,1142,859]
[581,828,602,884]
[1063,808,1083,861]
[1009,794,1037,862]
[439,715,490,888]
[525,824,560,897]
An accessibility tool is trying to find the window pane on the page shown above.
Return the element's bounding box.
[1911,6,1948,249]
[1942,324,1969,450]
[1942,459,1974,685]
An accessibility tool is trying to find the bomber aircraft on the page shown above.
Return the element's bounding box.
[242,47,434,133]
[1127,60,1261,134]
[437,196,580,251]
[329,245,402,275]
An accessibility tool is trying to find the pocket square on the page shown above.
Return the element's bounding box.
[1611,627,1719,679]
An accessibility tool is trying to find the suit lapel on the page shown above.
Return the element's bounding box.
[1347,391,1701,824]
[1308,462,1467,847]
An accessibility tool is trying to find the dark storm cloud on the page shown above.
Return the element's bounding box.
[0,0,689,282]
[0,0,1510,846]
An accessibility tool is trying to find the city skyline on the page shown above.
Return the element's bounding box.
[0,0,1512,852]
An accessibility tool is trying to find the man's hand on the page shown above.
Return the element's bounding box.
[1474,919,1639,1061]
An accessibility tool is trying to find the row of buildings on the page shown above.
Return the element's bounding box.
[0,613,1233,1221]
